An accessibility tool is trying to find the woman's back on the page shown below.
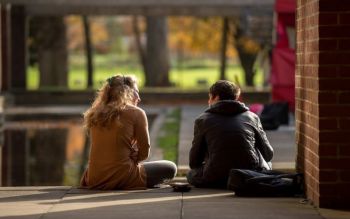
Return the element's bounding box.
[81,105,150,190]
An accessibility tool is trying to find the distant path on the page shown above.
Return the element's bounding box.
[177,105,207,169]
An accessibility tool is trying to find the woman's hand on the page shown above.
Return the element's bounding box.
[130,150,139,162]
[130,144,139,163]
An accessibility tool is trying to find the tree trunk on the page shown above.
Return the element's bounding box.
[230,19,259,87]
[219,17,229,80]
[145,16,170,87]
[132,16,147,76]
[34,16,68,88]
[82,16,94,88]
[236,45,257,86]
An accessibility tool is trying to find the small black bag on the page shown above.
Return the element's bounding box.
[260,102,289,130]
[227,169,303,197]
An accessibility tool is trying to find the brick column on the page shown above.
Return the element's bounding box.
[296,0,350,208]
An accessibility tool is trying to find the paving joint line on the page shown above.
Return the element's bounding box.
[180,192,184,219]
[38,188,70,219]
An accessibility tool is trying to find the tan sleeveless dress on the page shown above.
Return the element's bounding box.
[80,105,150,190]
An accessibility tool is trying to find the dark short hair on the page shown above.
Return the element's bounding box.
[209,80,241,100]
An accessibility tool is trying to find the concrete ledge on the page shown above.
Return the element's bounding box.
[272,162,296,172]
[3,88,271,106]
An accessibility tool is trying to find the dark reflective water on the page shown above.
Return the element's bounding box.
[1,114,156,186]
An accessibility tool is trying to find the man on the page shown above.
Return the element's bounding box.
[187,80,274,188]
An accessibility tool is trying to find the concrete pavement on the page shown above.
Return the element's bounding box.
[2,186,347,219]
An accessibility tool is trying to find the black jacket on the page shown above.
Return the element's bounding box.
[188,100,274,188]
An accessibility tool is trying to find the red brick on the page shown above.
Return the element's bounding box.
[318,196,347,209]
[337,183,350,196]
[296,88,318,102]
[305,0,319,16]
[319,92,338,104]
[319,26,350,38]
[339,170,350,181]
[319,105,350,117]
[338,66,350,77]
[300,66,319,78]
[297,30,306,43]
[338,39,350,50]
[306,28,319,41]
[297,99,319,116]
[339,14,350,24]
[319,145,338,156]
[306,14,319,26]
[319,0,350,12]
[319,39,338,51]
[305,51,319,65]
[339,119,350,130]
[338,158,350,169]
[338,92,350,104]
[319,52,350,65]
[319,170,338,182]
[305,157,316,169]
[298,124,319,142]
[319,79,350,91]
[320,184,338,197]
[319,131,350,143]
[339,145,350,156]
[299,113,319,128]
[305,40,317,52]
[319,158,339,169]
[318,66,338,78]
[300,77,319,90]
[319,13,338,25]
[319,118,337,129]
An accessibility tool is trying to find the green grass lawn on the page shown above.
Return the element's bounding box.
[27,66,264,90]
[27,54,264,90]
[157,108,181,163]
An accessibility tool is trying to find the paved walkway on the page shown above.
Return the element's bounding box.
[178,105,207,168]
[2,186,349,219]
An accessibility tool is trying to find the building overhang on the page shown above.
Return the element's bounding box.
[0,0,274,16]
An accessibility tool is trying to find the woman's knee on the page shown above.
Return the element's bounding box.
[164,160,177,178]
[154,160,177,178]
[143,160,177,178]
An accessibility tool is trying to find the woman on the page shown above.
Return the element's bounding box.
[80,75,177,190]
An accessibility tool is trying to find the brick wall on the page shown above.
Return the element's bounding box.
[296,0,350,208]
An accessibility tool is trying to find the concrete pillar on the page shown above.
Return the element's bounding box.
[1,4,9,92]
[296,0,350,208]
[9,5,26,90]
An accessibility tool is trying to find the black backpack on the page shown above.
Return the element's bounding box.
[260,102,289,130]
[227,169,303,197]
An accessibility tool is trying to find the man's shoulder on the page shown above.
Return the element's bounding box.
[241,110,260,120]
[195,112,211,121]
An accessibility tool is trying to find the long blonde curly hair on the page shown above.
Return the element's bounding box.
[83,75,137,129]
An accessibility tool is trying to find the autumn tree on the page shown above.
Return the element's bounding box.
[233,29,261,87]
[168,17,237,59]
[65,16,109,53]
[132,16,147,76]
[230,12,272,87]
